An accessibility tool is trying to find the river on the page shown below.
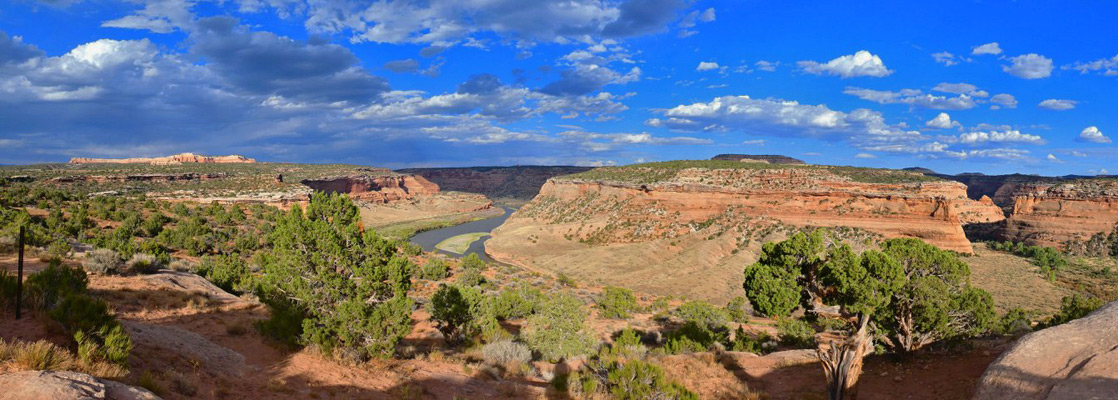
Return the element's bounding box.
[408,205,516,262]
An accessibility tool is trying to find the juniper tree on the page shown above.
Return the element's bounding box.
[256,192,415,361]
[742,231,996,400]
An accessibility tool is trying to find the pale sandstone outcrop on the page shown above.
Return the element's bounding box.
[0,370,160,400]
[975,300,1118,399]
[69,153,255,165]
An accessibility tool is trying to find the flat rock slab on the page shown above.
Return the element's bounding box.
[975,300,1118,399]
[124,321,246,377]
[0,370,160,400]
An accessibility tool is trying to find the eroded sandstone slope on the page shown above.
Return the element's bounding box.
[487,161,1004,301]
[1002,179,1118,248]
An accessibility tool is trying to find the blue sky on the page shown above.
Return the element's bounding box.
[0,0,1115,175]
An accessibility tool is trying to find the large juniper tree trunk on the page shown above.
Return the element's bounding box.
[818,314,873,400]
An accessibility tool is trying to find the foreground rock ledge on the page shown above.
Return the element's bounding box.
[975,300,1118,399]
[0,370,160,400]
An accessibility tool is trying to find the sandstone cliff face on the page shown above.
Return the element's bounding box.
[69,153,256,165]
[486,165,1004,302]
[500,168,1001,253]
[1002,180,1118,248]
[300,174,439,203]
[975,300,1118,400]
[397,166,592,200]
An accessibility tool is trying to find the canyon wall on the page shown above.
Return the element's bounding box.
[69,153,256,165]
[1002,180,1118,248]
[300,174,440,203]
[397,166,592,200]
[486,164,1004,302]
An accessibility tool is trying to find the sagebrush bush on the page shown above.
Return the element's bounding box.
[168,259,195,272]
[597,286,639,319]
[82,248,123,275]
[456,267,485,287]
[775,318,816,348]
[125,253,164,275]
[482,340,532,367]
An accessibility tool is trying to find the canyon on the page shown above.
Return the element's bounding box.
[397,166,593,201]
[69,153,256,165]
[301,174,441,203]
[486,162,1006,301]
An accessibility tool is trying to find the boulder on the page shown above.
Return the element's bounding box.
[0,370,160,400]
[975,300,1118,399]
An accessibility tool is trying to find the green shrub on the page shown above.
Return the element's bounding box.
[46,240,72,260]
[775,318,816,348]
[525,292,596,361]
[489,285,541,320]
[597,286,639,319]
[125,253,164,275]
[25,261,88,311]
[481,340,532,367]
[604,360,698,400]
[75,324,132,366]
[0,269,17,310]
[1045,294,1104,327]
[460,253,485,271]
[726,326,775,354]
[556,272,577,288]
[724,296,750,323]
[49,294,116,334]
[456,267,485,287]
[673,300,729,329]
[256,193,414,360]
[428,284,475,344]
[418,258,450,280]
[196,255,254,295]
[82,249,123,275]
[663,321,725,354]
[996,308,1033,335]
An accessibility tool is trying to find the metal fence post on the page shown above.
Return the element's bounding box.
[16,225,23,320]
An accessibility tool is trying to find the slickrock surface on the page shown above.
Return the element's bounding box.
[0,370,160,400]
[975,300,1118,400]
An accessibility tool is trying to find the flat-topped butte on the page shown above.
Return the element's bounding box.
[555,160,943,186]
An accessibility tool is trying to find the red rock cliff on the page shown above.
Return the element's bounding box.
[1002,180,1118,248]
[496,166,1004,254]
[300,175,439,203]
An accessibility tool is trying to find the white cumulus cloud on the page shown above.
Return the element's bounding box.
[1003,54,1054,79]
[972,42,1002,55]
[696,61,720,71]
[798,50,893,78]
[990,94,1018,109]
[925,112,961,129]
[1037,99,1077,111]
[1078,126,1111,143]
[843,87,977,110]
